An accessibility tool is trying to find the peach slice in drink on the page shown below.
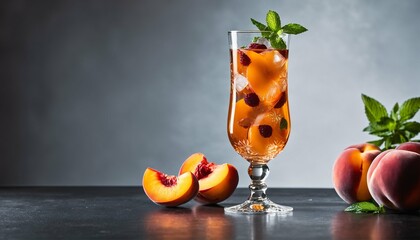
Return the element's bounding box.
[228,98,270,143]
[235,49,248,75]
[248,109,290,156]
[245,50,287,104]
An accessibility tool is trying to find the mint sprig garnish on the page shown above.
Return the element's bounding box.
[345,201,385,214]
[251,10,307,49]
[361,94,420,150]
[282,23,308,34]
[266,10,281,31]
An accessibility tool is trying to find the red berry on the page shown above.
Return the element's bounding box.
[239,50,251,66]
[248,43,267,50]
[244,93,260,107]
[258,125,272,138]
[274,93,287,108]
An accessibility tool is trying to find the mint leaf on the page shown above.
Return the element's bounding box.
[280,118,288,130]
[250,10,306,49]
[367,139,385,147]
[266,10,281,31]
[251,18,271,38]
[270,34,287,49]
[362,94,388,123]
[378,116,396,131]
[384,137,393,149]
[390,130,407,144]
[345,201,385,214]
[390,103,399,121]
[399,97,420,122]
[364,125,390,137]
[282,23,308,34]
[251,18,267,31]
[362,94,420,150]
[402,121,420,134]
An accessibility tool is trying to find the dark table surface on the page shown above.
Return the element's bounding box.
[0,187,419,239]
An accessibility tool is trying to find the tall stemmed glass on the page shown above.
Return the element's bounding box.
[226,31,292,214]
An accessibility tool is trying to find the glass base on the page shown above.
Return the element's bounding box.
[225,164,293,214]
[225,198,293,214]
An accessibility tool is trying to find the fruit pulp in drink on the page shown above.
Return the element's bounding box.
[227,48,291,163]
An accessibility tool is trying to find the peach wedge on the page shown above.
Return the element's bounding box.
[179,153,239,204]
[142,168,199,207]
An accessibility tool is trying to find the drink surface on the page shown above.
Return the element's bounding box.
[228,48,290,164]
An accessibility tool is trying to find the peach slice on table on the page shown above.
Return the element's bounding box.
[142,168,199,207]
[179,153,239,204]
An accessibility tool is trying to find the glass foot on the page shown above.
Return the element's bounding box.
[225,199,293,214]
[225,164,293,214]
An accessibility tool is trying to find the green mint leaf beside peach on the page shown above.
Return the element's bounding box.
[333,94,420,213]
[362,94,420,150]
[345,201,385,214]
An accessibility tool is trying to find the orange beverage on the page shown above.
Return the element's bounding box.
[225,11,306,214]
[227,46,291,164]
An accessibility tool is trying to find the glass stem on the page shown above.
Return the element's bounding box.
[247,164,269,202]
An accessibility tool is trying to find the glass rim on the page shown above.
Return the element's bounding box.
[228,30,290,35]
[228,30,272,34]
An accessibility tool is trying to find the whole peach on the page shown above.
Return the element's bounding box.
[397,141,420,154]
[367,142,420,211]
[332,143,381,204]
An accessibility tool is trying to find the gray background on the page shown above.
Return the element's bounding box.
[1,0,419,187]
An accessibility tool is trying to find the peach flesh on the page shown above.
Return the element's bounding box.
[194,163,239,204]
[179,153,239,204]
[158,173,177,187]
[142,168,199,207]
[194,160,216,180]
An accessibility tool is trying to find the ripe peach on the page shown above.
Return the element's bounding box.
[142,168,199,207]
[367,142,420,211]
[332,143,381,204]
[397,141,420,154]
[179,153,239,204]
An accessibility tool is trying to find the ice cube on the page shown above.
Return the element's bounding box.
[234,74,248,92]
[256,37,270,47]
[272,51,286,68]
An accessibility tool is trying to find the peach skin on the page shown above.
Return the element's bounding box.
[332,143,381,204]
[367,142,420,211]
[142,168,199,207]
[179,153,239,204]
